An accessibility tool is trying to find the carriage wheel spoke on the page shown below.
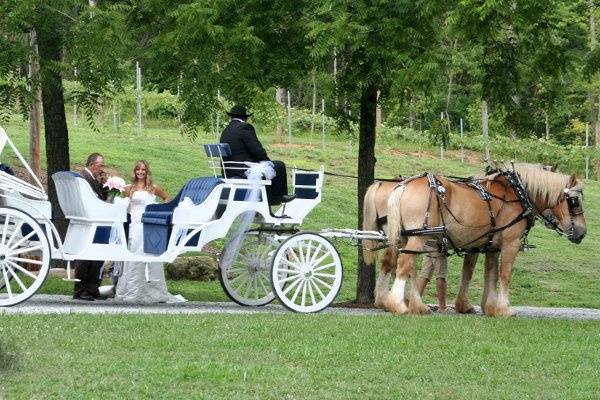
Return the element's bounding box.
[6,260,38,280]
[257,272,270,295]
[8,230,37,251]
[312,262,336,273]
[282,275,303,296]
[9,256,43,265]
[311,252,331,268]
[5,221,24,248]
[1,214,11,246]
[307,279,317,305]
[276,267,301,275]
[313,272,337,279]
[279,258,302,271]
[308,243,323,265]
[9,245,43,257]
[309,278,326,300]
[290,278,304,304]
[287,247,302,265]
[229,272,249,287]
[242,274,255,298]
[312,276,333,290]
[301,280,308,307]
[1,266,13,297]
[278,274,302,284]
[5,264,27,292]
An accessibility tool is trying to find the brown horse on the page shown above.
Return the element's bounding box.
[385,164,587,316]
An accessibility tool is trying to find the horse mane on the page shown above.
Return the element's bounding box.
[512,164,570,207]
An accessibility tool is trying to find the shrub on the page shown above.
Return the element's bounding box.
[165,255,218,281]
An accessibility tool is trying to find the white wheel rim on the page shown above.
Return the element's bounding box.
[0,208,50,307]
[220,233,278,306]
[271,234,342,313]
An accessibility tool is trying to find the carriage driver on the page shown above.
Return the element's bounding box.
[219,105,295,206]
[416,253,448,312]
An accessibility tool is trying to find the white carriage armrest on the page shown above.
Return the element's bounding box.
[171,182,225,225]
[52,172,128,223]
[0,190,52,220]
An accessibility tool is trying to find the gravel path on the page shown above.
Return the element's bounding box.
[2,295,600,320]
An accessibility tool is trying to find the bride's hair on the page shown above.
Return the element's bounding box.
[131,160,155,194]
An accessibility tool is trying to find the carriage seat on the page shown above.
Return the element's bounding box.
[141,176,223,254]
[52,171,129,246]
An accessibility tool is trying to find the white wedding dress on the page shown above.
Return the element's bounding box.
[115,190,186,303]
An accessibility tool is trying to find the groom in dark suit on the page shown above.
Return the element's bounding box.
[73,153,109,301]
[219,105,294,205]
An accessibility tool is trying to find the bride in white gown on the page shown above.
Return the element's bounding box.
[115,160,186,303]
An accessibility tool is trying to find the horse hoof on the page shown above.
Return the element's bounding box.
[408,301,429,315]
[455,303,476,314]
[385,299,409,314]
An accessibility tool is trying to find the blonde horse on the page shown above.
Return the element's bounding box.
[362,180,402,308]
[386,164,587,316]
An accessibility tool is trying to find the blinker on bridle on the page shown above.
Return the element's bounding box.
[564,187,584,216]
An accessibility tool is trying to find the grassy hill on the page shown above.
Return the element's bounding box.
[1,118,598,308]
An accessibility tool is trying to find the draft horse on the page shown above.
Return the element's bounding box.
[385,164,587,317]
[362,179,403,308]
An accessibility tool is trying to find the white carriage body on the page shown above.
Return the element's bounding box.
[0,127,324,263]
[0,126,343,311]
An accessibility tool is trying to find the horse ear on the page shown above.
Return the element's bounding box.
[569,173,578,186]
[551,164,558,172]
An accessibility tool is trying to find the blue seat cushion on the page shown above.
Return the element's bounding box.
[141,177,223,254]
[141,211,172,226]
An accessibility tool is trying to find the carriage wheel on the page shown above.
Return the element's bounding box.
[219,232,280,306]
[271,233,343,313]
[0,207,51,307]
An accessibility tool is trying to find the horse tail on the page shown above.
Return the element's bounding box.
[387,184,406,266]
[362,183,380,266]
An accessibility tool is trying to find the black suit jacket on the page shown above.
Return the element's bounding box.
[81,169,108,201]
[219,120,270,163]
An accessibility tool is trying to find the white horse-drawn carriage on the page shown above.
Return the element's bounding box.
[0,126,349,312]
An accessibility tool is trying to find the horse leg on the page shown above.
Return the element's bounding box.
[493,242,520,317]
[455,253,478,314]
[374,247,395,308]
[481,252,499,316]
[406,248,428,315]
[384,251,414,314]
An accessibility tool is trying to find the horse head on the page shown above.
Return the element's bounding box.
[513,165,587,244]
[549,174,587,244]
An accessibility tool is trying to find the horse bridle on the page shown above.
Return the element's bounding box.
[536,184,584,239]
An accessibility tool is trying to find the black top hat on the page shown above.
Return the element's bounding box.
[227,105,253,118]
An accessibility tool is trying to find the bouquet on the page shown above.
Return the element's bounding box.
[103,176,126,202]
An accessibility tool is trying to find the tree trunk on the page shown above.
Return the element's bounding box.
[356,83,378,304]
[28,31,42,179]
[310,70,317,138]
[275,87,286,143]
[376,90,382,129]
[481,99,490,163]
[37,22,70,237]
[445,73,454,133]
[409,93,416,129]
[544,109,550,140]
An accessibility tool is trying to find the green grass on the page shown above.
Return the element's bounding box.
[1,314,600,399]
[1,118,600,399]
[1,117,599,308]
